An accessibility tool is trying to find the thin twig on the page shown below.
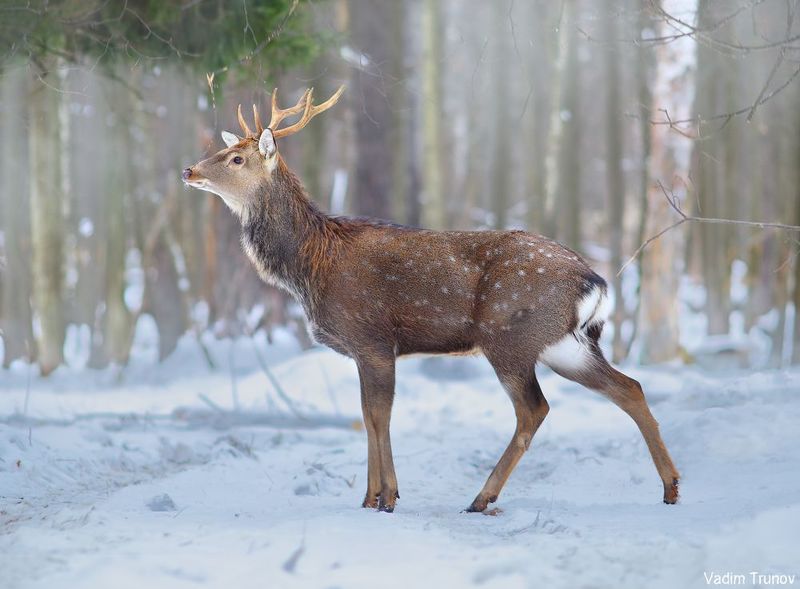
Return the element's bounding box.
[249,337,307,419]
[746,0,797,121]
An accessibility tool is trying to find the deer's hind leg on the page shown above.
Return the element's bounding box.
[467,365,550,513]
[546,345,680,504]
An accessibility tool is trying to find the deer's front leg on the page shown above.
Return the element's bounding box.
[357,353,399,512]
[360,389,381,509]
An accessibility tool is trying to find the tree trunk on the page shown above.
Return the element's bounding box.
[623,0,656,360]
[793,174,800,365]
[104,81,133,364]
[638,0,698,364]
[556,0,581,249]
[349,0,393,219]
[405,87,422,227]
[490,0,511,230]
[524,1,550,234]
[694,0,734,336]
[28,64,66,374]
[0,66,35,366]
[421,0,445,228]
[604,0,626,363]
[543,0,573,238]
[388,0,409,224]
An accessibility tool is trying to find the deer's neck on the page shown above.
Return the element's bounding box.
[241,160,341,314]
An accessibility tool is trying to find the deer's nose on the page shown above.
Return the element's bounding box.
[182,168,193,181]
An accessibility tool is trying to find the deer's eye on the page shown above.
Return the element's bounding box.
[232,156,244,165]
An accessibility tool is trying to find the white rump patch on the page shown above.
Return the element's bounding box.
[539,282,609,374]
[539,333,593,373]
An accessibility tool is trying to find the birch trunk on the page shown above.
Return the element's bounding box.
[638,0,698,364]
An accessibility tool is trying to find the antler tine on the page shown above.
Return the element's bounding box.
[252,104,263,134]
[272,85,345,139]
[237,104,253,137]
[268,88,312,132]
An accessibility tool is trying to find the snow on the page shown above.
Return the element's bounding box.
[2,333,800,588]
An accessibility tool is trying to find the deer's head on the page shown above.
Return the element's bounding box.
[182,86,344,218]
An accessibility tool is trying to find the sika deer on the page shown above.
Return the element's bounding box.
[182,87,680,513]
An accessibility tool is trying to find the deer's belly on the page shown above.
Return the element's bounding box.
[393,316,476,357]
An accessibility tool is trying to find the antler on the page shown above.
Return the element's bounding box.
[266,88,311,135]
[270,86,345,139]
[236,86,344,140]
[237,104,253,137]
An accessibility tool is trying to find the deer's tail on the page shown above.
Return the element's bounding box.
[538,271,610,375]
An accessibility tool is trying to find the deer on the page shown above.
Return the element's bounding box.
[182,86,680,513]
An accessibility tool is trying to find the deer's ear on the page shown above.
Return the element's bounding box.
[221,131,240,148]
[258,128,276,158]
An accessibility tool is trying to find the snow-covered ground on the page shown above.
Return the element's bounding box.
[1,331,799,589]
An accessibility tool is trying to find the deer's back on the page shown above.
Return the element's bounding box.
[313,223,605,359]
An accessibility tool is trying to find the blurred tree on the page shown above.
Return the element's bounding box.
[28,59,67,375]
[421,0,445,229]
[490,0,511,230]
[0,66,35,367]
[638,0,698,364]
[523,0,550,234]
[348,0,393,219]
[794,185,800,365]
[543,0,573,238]
[604,0,626,363]
[693,0,734,337]
[555,0,581,249]
[623,0,656,361]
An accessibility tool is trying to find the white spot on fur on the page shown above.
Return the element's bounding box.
[536,267,545,274]
[518,269,526,276]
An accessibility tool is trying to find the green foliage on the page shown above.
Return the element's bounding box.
[0,0,320,80]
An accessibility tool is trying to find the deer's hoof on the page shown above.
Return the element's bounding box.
[465,494,497,513]
[377,489,399,513]
[362,493,379,509]
[663,478,680,504]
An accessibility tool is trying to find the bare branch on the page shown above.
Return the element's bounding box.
[619,181,800,275]
[646,63,800,132]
